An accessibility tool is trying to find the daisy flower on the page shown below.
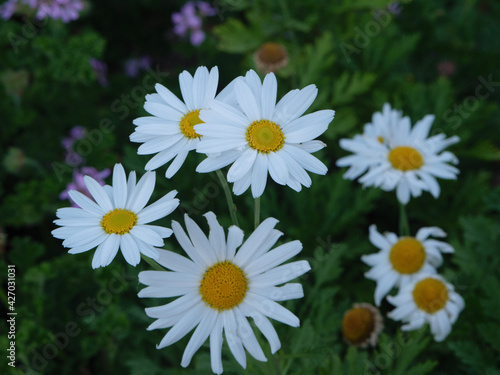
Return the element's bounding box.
[337,103,404,180]
[131,66,227,178]
[362,225,454,306]
[51,163,179,268]
[387,274,464,342]
[337,104,460,204]
[138,212,310,374]
[195,69,335,198]
[341,302,383,348]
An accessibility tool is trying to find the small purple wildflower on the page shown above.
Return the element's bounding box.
[89,58,108,87]
[172,1,216,46]
[124,56,152,78]
[62,125,86,166]
[60,167,111,207]
[0,0,18,20]
[26,0,84,23]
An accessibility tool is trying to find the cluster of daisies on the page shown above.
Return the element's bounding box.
[337,104,464,345]
[52,66,334,374]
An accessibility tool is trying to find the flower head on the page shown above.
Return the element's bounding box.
[124,56,152,78]
[254,43,289,74]
[52,164,179,268]
[337,103,459,204]
[362,225,454,306]
[138,213,310,374]
[195,69,335,198]
[26,0,84,22]
[387,274,464,342]
[342,303,383,347]
[131,66,226,178]
[172,1,216,46]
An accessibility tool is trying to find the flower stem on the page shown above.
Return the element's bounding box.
[216,169,240,227]
[399,202,410,236]
[254,196,261,229]
[141,254,166,271]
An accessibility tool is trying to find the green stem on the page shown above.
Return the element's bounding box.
[399,202,410,236]
[216,169,240,227]
[141,254,166,271]
[254,196,261,229]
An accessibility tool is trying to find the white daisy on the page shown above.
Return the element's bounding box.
[195,69,335,198]
[337,104,460,204]
[51,163,179,268]
[387,274,464,342]
[337,103,404,179]
[131,66,229,178]
[362,225,454,306]
[138,212,310,374]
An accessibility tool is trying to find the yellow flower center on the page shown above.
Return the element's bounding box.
[246,120,285,153]
[342,307,375,344]
[179,109,203,139]
[199,261,248,311]
[389,237,426,274]
[100,209,137,235]
[413,278,449,313]
[388,146,424,171]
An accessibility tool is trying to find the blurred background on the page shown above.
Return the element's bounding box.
[0,0,499,374]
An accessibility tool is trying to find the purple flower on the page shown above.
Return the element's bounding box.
[62,125,85,151]
[0,0,19,20]
[26,0,84,23]
[171,1,216,46]
[89,58,108,87]
[60,167,111,207]
[197,1,217,16]
[124,56,152,78]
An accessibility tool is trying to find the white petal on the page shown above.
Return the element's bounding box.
[156,249,202,273]
[235,80,261,121]
[204,212,226,260]
[227,149,258,182]
[155,83,187,113]
[233,218,278,267]
[260,73,277,119]
[243,293,299,327]
[245,240,302,277]
[157,303,205,348]
[144,102,183,121]
[226,225,244,260]
[127,171,156,213]
[184,214,218,265]
[234,308,267,362]
[84,176,113,212]
[130,225,164,247]
[119,233,141,266]
[112,164,127,208]
[181,309,218,367]
[210,319,224,374]
[251,260,311,287]
[250,154,268,198]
